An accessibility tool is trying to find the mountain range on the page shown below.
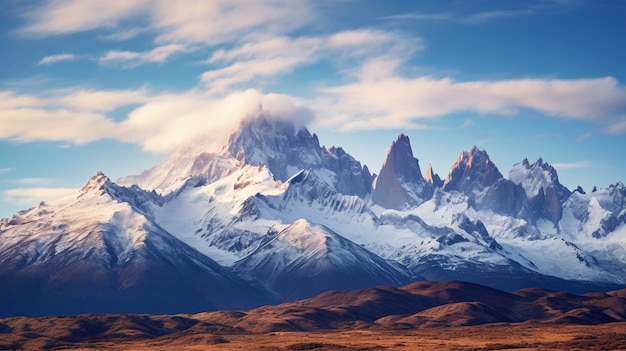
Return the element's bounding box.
[2,280,626,350]
[1,112,625,317]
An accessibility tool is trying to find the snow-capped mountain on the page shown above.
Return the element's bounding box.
[0,172,275,317]
[442,146,528,217]
[1,112,625,317]
[233,219,411,300]
[227,114,373,197]
[118,145,216,193]
[509,158,572,226]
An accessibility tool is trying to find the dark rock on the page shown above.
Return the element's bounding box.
[371,134,433,210]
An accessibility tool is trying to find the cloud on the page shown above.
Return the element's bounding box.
[0,87,266,153]
[383,12,453,21]
[462,10,533,24]
[552,161,593,170]
[261,93,314,131]
[20,0,149,36]
[574,132,592,142]
[100,44,191,67]
[383,9,533,24]
[201,30,420,92]
[315,76,626,131]
[21,0,314,45]
[605,119,626,134]
[0,168,14,174]
[3,187,77,205]
[38,53,78,65]
[10,178,53,185]
[150,0,314,45]
[117,89,266,153]
[56,88,150,112]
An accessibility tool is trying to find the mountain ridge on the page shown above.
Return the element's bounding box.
[1,113,625,317]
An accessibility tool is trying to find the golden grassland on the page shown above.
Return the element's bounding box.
[6,322,626,351]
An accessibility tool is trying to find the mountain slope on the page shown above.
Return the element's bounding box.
[0,172,275,317]
[233,219,411,300]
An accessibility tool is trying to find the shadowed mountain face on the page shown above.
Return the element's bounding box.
[372,134,433,210]
[1,280,625,350]
[233,219,411,301]
[0,173,276,317]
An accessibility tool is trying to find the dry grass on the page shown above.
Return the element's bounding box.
[4,322,624,350]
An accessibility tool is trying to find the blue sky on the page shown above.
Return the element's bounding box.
[0,0,625,218]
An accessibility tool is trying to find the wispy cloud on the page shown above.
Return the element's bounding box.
[463,10,533,24]
[0,86,307,153]
[383,12,452,21]
[0,168,14,174]
[3,187,77,205]
[19,0,149,36]
[99,44,192,67]
[315,76,626,131]
[20,0,315,45]
[10,178,53,185]
[605,119,626,134]
[202,30,421,92]
[384,9,533,24]
[38,53,78,65]
[552,160,593,170]
[574,132,592,142]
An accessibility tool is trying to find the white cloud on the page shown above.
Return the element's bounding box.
[574,132,592,142]
[383,9,533,24]
[38,53,78,65]
[117,89,265,153]
[0,107,118,144]
[462,10,533,24]
[605,118,626,134]
[315,76,626,131]
[21,0,314,45]
[0,87,265,153]
[552,161,593,170]
[11,178,53,185]
[20,0,149,36]
[150,0,314,45]
[100,44,191,67]
[56,88,150,112]
[0,168,14,174]
[3,187,77,205]
[1,72,624,155]
[201,30,420,92]
[202,56,313,93]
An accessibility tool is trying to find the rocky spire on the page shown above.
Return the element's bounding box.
[425,163,443,188]
[371,134,433,210]
[442,146,503,193]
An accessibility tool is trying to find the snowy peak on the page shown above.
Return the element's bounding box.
[509,157,571,201]
[509,157,571,225]
[227,113,372,197]
[80,171,112,196]
[372,134,433,210]
[226,113,321,180]
[118,146,216,193]
[442,146,503,193]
